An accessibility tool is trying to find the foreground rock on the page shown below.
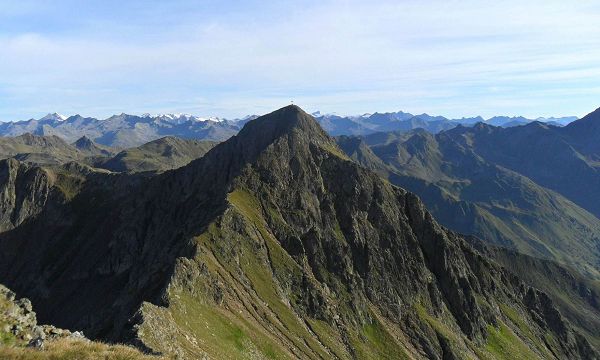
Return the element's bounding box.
[0,284,164,359]
[1,283,88,347]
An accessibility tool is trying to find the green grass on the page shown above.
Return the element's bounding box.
[498,303,553,357]
[0,327,16,346]
[360,320,410,360]
[414,303,456,340]
[306,319,351,359]
[484,322,540,360]
[53,170,85,200]
[226,326,246,351]
[345,320,410,360]
[140,289,290,359]
[0,338,164,360]
[171,292,279,359]
[320,142,352,161]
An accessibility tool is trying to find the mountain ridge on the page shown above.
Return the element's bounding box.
[0,105,595,358]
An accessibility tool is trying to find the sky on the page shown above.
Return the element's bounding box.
[1,0,600,121]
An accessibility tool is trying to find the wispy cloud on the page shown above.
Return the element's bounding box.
[1,0,600,120]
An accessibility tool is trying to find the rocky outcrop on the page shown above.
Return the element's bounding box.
[0,284,86,349]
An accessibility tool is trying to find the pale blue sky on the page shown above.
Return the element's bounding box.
[1,0,600,120]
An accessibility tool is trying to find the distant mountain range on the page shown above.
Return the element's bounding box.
[0,111,577,147]
[312,111,578,135]
[0,113,246,148]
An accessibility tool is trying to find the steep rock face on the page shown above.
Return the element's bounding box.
[469,238,600,347]
[0,159,54,231]
[0,106,596,359]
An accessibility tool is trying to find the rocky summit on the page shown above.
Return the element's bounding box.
[0,105,597,359]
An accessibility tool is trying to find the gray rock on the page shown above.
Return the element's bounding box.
[16,298,33,313]
[32,325,45,340]
[27,337,44,349]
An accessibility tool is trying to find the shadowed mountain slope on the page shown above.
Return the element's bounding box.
[0,106,596,359]
[337,124,600,282]
[467,237,600,349]
[442,119,600,219]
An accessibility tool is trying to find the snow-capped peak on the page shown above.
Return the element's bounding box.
[311,111,341,118]
[39,113,67,121]
[140,113,223,124]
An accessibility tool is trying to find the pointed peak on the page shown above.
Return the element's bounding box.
[39,113,67,121]
[74,135,93,144]
[201,105,339,169]
[473,121,495,130]
[73,135,98,149]
[237,105,327,143]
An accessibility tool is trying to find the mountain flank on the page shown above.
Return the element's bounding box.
[0,106,596,359]
[337,123,600,281]
[0,133,83,165]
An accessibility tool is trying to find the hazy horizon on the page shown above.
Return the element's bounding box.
[1,0,600,121]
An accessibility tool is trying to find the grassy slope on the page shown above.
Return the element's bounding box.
[0,134,83,165]
[0,339,166,360]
